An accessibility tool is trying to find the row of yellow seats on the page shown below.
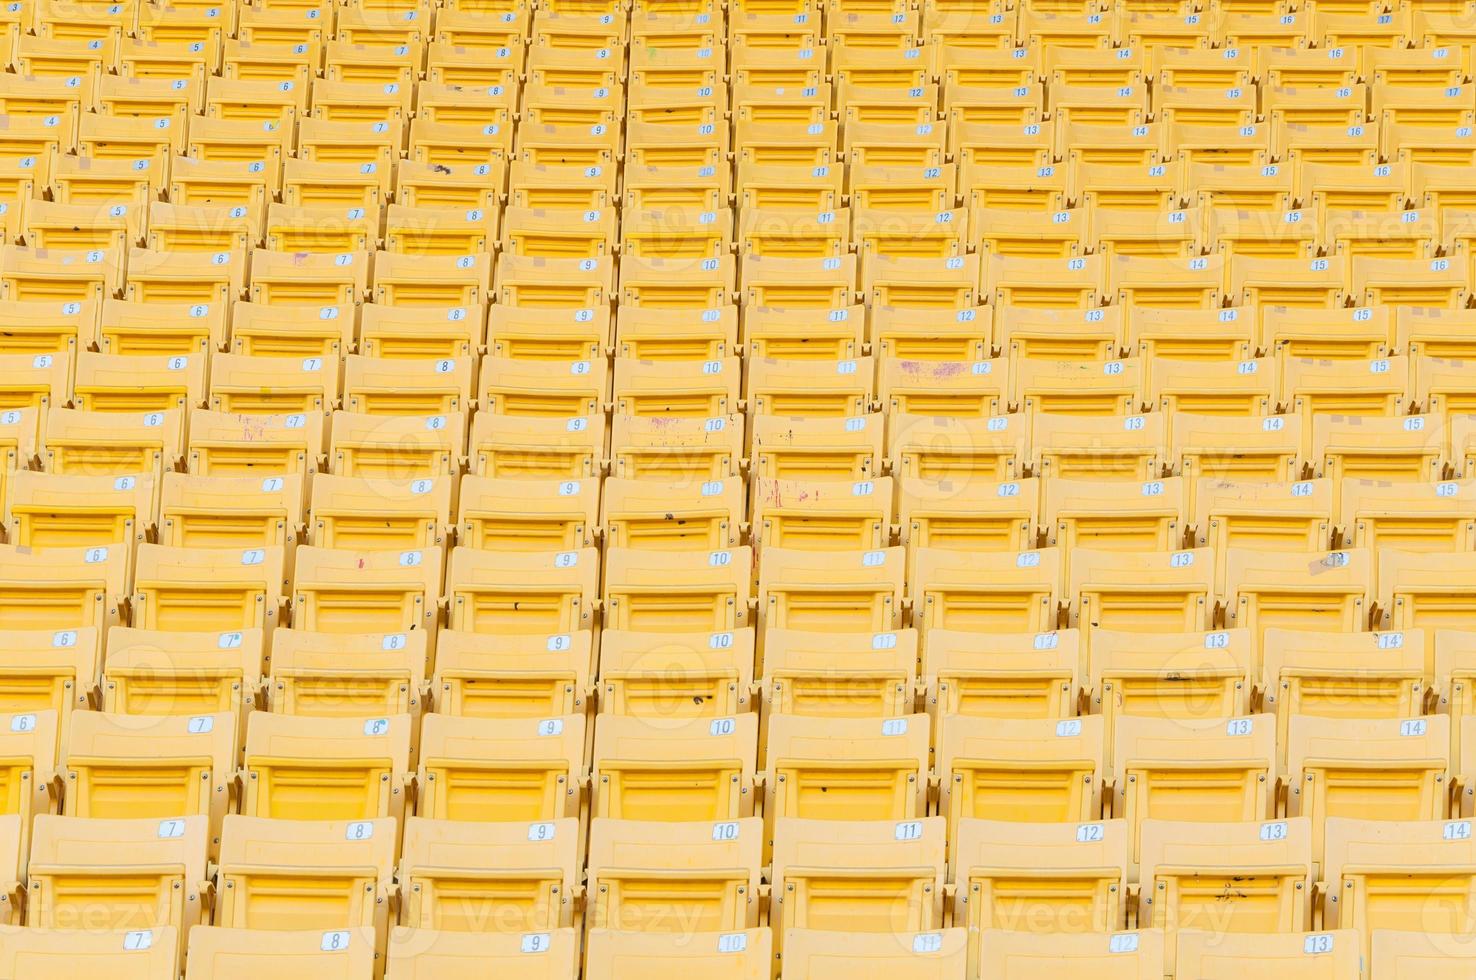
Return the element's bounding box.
[5,809,1476,976]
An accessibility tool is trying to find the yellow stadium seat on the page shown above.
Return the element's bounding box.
[586,816,761,932]
[388,927,579,979]
[186,409,321,478]
[1113,713,1277,871]
[494,253,612,310]
[1341,478,1476,552]
[1208,205,1319,259]
[752,476,891,551]
[1193,479,1334,583]
[770,816,946,961]
[1138,818,1313,965]
[1038,469,1181,548]
[889,411,1026,483]
[0,354,69,425]
[160,471,300,550]
[1089,627,1254,738]
[1322,816,1476,963]
[1282,356,1411,456]
[742,303,861,360]
[215,814,393,935]
[1128,308,1251,363]
[330,410,461,480]
[1289,715,1450,873]
[308,474,451,552]
[923,628,1079,729]
[952,817,1126,940]
[740,255,856,310]
[938,714,1103,826]
[611,357,738,417]
[898,474,1039,559]
[133,543,285,633]
[45,406,183,478]
[1178,928,1362,979]
[102,626,262,721]
[458,474,598,552]
[617,306,735,361]
[23,200,133,253]
[744,356,871,418]
[281,160,383,215]
[1016,358,1143,415]
[1262,306,1391,364]
[765,712,929,824]
[207,352,338,416]
[760,545,902,636]
[978,928,1165,979]
[399,815,580,932]
[913,547,1061,637]
[1033,414,1165,482]
[248,249,369,307]
[468,412,603,480]
[1313,414,1444,484]
[878,356,1006,418]
[448,547,597,635]
[0,300,90,363]
[99,298,228,357]
[1147,356,1277,417]
[612,413,743,481]
[343,353,473,416]
[26,813,209,933]
[264,203,375,254]
[763,626,916,720]
[228,301,355,359]
[971,207,1086,261]
[1224,546,1372,646]
[293,544,442,635]
[1377,549,1476,673]
[603,476,740,551]
[5,471,152,562]
[268,626,427,719]
[0,924,179,979]
[489,306,606,361]
[0,542,126,632]
[600,627,755,719]
[782,929,967,980]
[2,245,123,310]
[0,628,94,731]
[62,711,234,832]
[592,713,758,821]
[418,712,584,822]
[1071,546,1214,639]
[1058,120,1160,167]
[243,712,411,822]
[1397,308,1476,362]
[1439,631,1476,777]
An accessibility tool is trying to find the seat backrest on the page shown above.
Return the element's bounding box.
[780,928,968,980]
[386,927,580,979]
[0,924,179,979]
[765,713,930,823]
[977,928,1165,978]
[293,545,443,635]
[243,712,412,822]
[938,714,1104,825]
[592,713,758,821]
[1174,927,1361,980]
[418,712,585,822]
[185,926,376,979]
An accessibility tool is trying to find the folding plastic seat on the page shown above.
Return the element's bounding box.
[187,925,380,978]
[609,549,753,638]
[1378,549,1476,674]
[1282,357,1411,457]
[101,625,262,726]
[1259,306,1390,365]
[133,543,286,634]
[481,357,606,419]
[26,813,208,933]
[1325,816,1476,967]
[1341,478,1476,553]
[1133,309,1251,374]
[244,712,410,825]
[357,306,482,362]
[621,207,732,262]
[583,815,751,934]
[185,408,321,479]
[856,209,968,264]
[912,547,1061,637]
[225,301,352,359]
[1145,357,1275,418]
[758,625,914,720]
[624,162,727,214]
[968,208,1083,264]
[621,256,738,313]
[1398,308,1476,366]
[22,198,135,254]
[951,817,1126,946]
[736,207,849,260]
[448,545,598,635]
[1374,82,1476,132]
[598,624,752,718]
[44,405,184,480]
[871,305,993,363]
[1138,818,1313,964]
[592,712,757,821]
[0,923,179,978]
[310,474,451,552]
[937,713,1103,829]
[1015,358,1144,417]
[263,203,375,254]
[515,119,622,176]
[1416,356,1476,422]
[849,163,954,217]
[248,249,369,308]
[1070,546,1215,640]
[398,160,502,218]
[741,255,859,310]
[61,709,235,840]
[746,356,875,418]
[986,254,1103,312]
[899,475,1038,563]
[414,711,587,823]
[958,143,1063,214]
[213,814,394,941]
[393,927,582,978]
[344,354,474,417]
[397,814,582,936]
[586,929,771,980]
[1044,477,1187,553]
[0,627,91,744]
[741,305,860,362]
[205,352,336,417]
[468,412,602,480]
[1223,546,1371,648]
[877,357,1007,419]
[1206,204,1319,260]
[764,711,928,826]
[1,244,123,312]
[919,627,1077,734]
[280,160,384,216]
[5,470,152,564]
[1092,622,1250,734]
[1113,713,1278,869]
[494,252,612,310]
[0,540,128,636]
[1312,414,1444,486]
[611,413,742,482]
[293,544,443,637]
[454,474,594,552]
[757,546,901,639]
[770,815,945,964]
[602,475,740,551]
[1109,254,1224,313]
[1192,478,1333,586]
[265,626,424,720]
